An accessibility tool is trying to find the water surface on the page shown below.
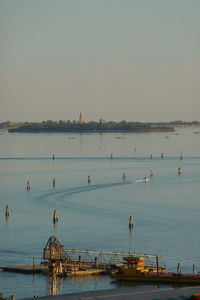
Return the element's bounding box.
[0,127,200,298]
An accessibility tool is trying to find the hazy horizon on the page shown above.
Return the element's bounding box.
[1,0,200,122]
[1,117,200,124]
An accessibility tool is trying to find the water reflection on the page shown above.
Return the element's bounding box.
[129,226,134,250]
[47,274,62,296]
[53,222,58,230]
[129,226,134,233]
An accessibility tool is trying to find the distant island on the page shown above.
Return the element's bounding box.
[1,119,199,133]
[1,120,174,133]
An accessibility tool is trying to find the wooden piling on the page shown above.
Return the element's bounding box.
[88,175,91,184]
[129,216,134,228]
[11,295,15,300]
[52,178,56,187]
[193,264,195,274]
[53,210,58,223]
[161,152,164,158]
[177,262,181,273]
[5,205,9,218]
[177,167,182,175]
[26,181,31,191]
[95,257,99,268]
[32,256,35,273]
[150,170,154,178]
[156,255,159,276]
[122,172,126,182]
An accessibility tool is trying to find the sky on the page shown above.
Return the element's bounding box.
[0,0,200,122]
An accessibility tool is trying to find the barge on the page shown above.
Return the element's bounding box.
[111,256,200,285]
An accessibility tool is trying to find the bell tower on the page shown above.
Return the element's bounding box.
[79,112,84,124]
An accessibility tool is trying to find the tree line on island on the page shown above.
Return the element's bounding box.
[0,120,199,133]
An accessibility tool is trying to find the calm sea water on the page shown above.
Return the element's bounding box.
[0,127,200,299]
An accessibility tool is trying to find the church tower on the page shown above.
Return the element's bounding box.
[79,112,84,124]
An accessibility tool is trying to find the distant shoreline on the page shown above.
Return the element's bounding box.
[8,128,175,133]
[6,121,175,133]
[1,121,200,133]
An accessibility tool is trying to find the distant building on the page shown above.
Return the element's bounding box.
[79,112,84,124]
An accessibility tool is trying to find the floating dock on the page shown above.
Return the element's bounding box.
[1,265,47,274]
[65,268,105,277]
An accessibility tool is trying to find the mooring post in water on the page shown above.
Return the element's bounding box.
[156,255,159,276]
[161,152,164,159]
[95,257,98,268]
[129,216,134,228]
[52,178,56,187]
[150,154,153,159]
[53,154,55,160]
[88,175,91,184]
[53,209,58,223]
[177,167,182,175]
[78,255,82,267]
[193,264,195,274]
[177,262,181,273]
[32,256,35,273]
[26,181,31,191]
[11,295,15,300]
[150,170,154,178]
[122,172,126,182]
[5,204,10,218]
[110,153,113,159]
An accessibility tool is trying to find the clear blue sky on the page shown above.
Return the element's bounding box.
[0,0,199,122]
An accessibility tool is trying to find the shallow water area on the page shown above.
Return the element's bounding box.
[0,127,200,299]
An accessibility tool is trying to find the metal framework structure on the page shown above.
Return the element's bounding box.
[43,236,68,262]
[65,249,166,269]
[43,236,166,270]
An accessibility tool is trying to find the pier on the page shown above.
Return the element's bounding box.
[1,236,165,276]
[42,236,165,276]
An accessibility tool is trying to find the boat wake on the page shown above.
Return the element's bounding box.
[35,179,149,206]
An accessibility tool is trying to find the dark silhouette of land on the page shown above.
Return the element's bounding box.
[6,120,175,133]
[0,120,199,133]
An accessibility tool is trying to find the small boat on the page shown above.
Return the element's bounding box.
[111,256,200,284]
[127,177,150,184]
[143,177,149,182]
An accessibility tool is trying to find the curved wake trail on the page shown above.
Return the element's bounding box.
[36,181,124,203]
[35,179,146,206]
